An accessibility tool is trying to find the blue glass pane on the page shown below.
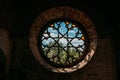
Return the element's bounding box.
[48,38,54,42]
[48,27,54,33]
[79,40,84,45]
[42,39,49,46]
[42,38,54,46]
[64,34,67,38]
[59,22,67,35]
[50,30,58,37]
[68,23,72,28]
[73,28,78,33]
[71,38,84,47]
[60,22,66,27]
[54,23,58,28]
[57,22,61,24]
[48,27,58,37]
[68,30,76,38]
[77,33,82,37]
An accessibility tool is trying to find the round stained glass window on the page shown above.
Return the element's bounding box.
[29,6,97,73]
[38,19,88,67]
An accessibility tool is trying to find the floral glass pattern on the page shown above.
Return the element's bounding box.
[39,20,88,67]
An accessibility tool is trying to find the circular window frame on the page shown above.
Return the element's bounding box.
[38,18,89,68]
[29,6,97,73]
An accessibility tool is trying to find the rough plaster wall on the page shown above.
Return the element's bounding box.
[77,38,117,80]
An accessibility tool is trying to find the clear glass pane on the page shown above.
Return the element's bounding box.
[59,38,67,47]
[71,38,85,47]
[59,49,67,64]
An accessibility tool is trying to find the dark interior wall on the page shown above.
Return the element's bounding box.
[1,0,119,38]
[0,0,120,80]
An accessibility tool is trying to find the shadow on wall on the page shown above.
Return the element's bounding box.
[0,48,6,79]
[0,29,12,80]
